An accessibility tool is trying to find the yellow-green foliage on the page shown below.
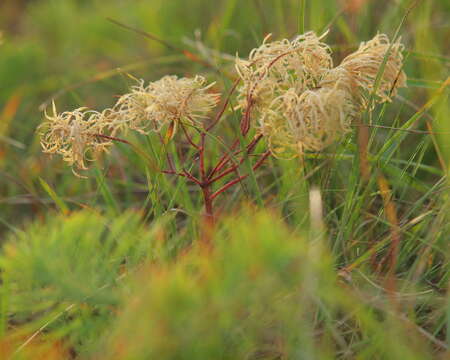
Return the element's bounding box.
[1,209,438,359]
[0,210,159,356]
[96,210,432,360]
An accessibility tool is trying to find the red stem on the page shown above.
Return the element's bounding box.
[207,139,240,180]
[93,133,131,145]
[202,186,214,223]
[180,122,200,149]
[206,78,240,131]
[199,133,206,179]
[240,99,253,136]
[208,129,260,178]
[210,151,270,200]
[208,134,263,183]
[182,168,202,186]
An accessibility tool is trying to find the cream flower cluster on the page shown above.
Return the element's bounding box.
[113,75,219,135]
[236,33,406,157]
[235,31,333,117]
[39,76,218,174]
[39,103,113,174]
[39,32,406,173]
[338,34,406,104]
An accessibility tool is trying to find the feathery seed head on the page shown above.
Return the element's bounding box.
[114,75,219,135]
[338,33,407,104]
[39,102,112,175]
[235,31,333,116]
[247,32,406,157]
[262,86,356,158]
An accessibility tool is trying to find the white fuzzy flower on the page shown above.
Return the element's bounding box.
[235,31,333,116]
[114,75,219,135]
[39,102,112,175]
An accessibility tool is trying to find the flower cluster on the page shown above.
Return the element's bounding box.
[337,33,407,104]
[39,76,218,174]
[235,31,333,117]
[113,75,219,135]
[262,86,356,158]
[39,103,113,175]
[39,32,407,174]
[236,32,406,157]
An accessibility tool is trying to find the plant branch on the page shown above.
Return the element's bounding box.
[206,78,240,131]
[208,134,263,183]
[93,133,132,145]
[180,121,200,149]
[210,151,270,200]
[182,168,202,186]
[207,139,240,180]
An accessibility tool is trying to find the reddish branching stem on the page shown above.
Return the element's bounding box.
[180,122,200,149]
[208,134,263,183]
[210,151,270,200]
[160,76,269,221]
[207,139,240,180]
[163,136,269,219]
[181,168,202,186]
[206,79,240,132]
[93,134,132,145]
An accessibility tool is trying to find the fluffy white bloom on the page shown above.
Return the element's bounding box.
[39,102,112,175]
[337,33,407,105]
[235,31,333,116]
[238,32,406,157]
[262,85,356,157]
[114,75,219,135]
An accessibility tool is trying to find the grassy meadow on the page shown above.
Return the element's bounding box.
[0,0,449,358]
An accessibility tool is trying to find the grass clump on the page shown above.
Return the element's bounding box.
[0,210,161,357]
[2,209,441,359]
